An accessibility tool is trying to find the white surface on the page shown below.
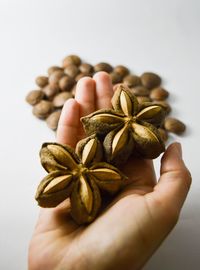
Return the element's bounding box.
[0,0,199,269]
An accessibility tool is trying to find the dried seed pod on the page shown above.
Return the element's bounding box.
[141,72,161,89]
[49,70,65,88]
[42,85,59,99]
[123,75,141,87]
[47,66,63,76]
[62,55,81,67]
[152,101,171,114]
[150,87,169,101]
[110,72,123,84]
[129,86,150,96]
[137,96,151,104]
[35,76,49,88]
[164,117,186,134]
[32,100,53,119]
[79,63,94,75]
[26,90,44,105]
[46,110,61,130]
[53,92,73,108]
[114,65,129,78]
[158,128,168,142]
[59,75,75,91]
[94,62,113,73]
[64,64,80,78]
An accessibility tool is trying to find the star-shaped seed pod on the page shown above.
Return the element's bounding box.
[35,135,127,224]
[81,85,165,165]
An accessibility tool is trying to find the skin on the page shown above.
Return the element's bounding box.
[28,72,192,270]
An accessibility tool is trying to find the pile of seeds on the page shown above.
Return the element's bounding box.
[26,54,186,141]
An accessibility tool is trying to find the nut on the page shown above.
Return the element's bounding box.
[49,70,65,88]
[35,76,48,88]
[152,101,171,114]
[32,100,53,119]
[79,63,94,75]
[64,64,80,78]
[62,55,81,67]
[141,72,161,89]
[110,72,123,84]
[59,75,75,91]
[47,66,63,76]
[94,62,113,73]
[114,65,129,78]
[46,110,61,130]
[158,128,168,142]
[123,75,141,87]
[42,85,59,99]
[75,73,86,82]
[53,92,73,108]
[129,86,150,96]
[164,117,186,134]
[137,96,151,104]
[150,87,169,101]
[26,90,44,105]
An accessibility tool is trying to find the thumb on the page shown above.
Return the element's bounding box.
[150,143,192,217]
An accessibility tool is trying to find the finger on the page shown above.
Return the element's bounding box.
[149,142,192,216]
[93,71,113,109]
[75,77,96,117]
[56,98,80,147]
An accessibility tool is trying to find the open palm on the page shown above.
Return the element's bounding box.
[29,72,191,270]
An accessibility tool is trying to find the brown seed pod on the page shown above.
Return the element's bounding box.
[110,72,123,84]
[32,100,53,119]
[164,117,186,134]
[129,86,150,96]
[47,66,63,76]
[62,55,81,67]
[94,62,113,73]
[35,76,49,88]
[123,75,141,87]
[26,90,44,105]
[46,110,61,130]
[114,65,129,78]
[79,63,94,75]
[64,64,80,78]
[59,75,75,91]
[42,85,59,99]
[150,87,169,101]
[141,72,161,89]
[53,92,73,108]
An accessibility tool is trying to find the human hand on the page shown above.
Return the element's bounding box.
[28,72,191,270]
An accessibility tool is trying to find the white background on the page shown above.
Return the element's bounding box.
[0,0,199,269]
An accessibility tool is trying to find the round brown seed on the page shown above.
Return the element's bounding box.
[123,75,141,87]
[137,96,151,104]
[35,76,48,88]
[46,110,61,130]
[62,55,81,67]
[26,90,44,105]
[94,62,113,73]
[158,128,168,142]
[32,100,53,119]
[130,86,150,96]
[141,72,161,89]
[152,101,171,114]
[79,63,94,75]
[110,72,123,84]
[64,64,80,78]
[42,84,59,99]
[47,66,63,76]
[53,92,73,108]
[114,65,129,78]
[75,73,87,82]
[150,87,169,101]
[59,75,75,91]
[49,70,65,88]
[164,117,186,134]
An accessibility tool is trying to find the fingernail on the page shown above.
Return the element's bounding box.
[174,142,182,158]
